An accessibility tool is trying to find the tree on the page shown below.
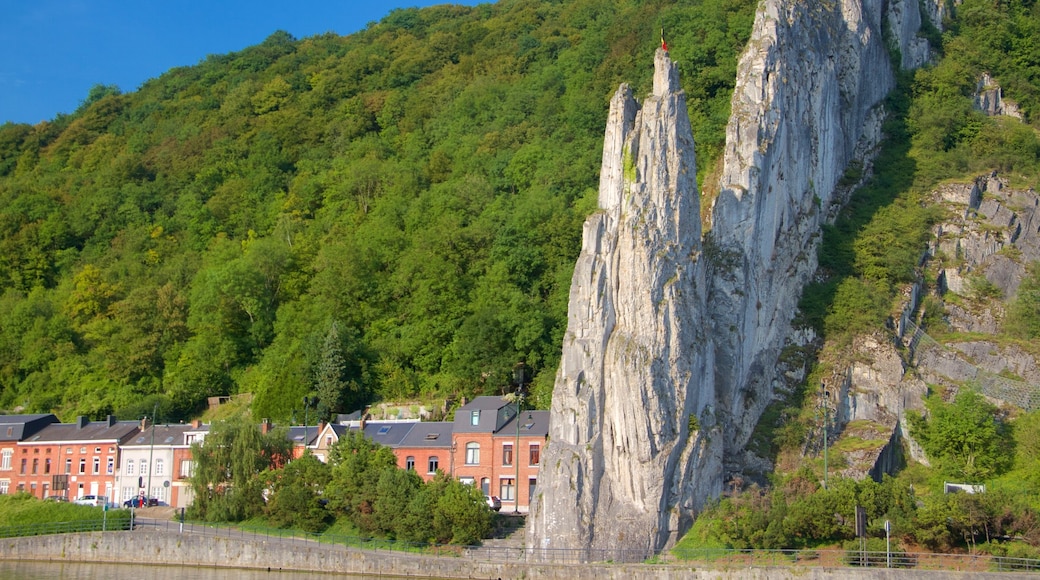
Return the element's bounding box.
[263,452,332,532]
[908,389,1014,480]
[188,416,292,522]
[314,320,355,418]
[325,430,399,533]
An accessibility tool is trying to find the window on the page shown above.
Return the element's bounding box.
[529,478,537,503]
[470,410,480,426]
[325,436,333,447]
[78,459,86,474]
[66,448,72,454]
[427,456,439,474]
[465,442,480,465]
[79,447,86,454]
[92,457,100,475]
[459,477,474,486]
[20,458,26,474]
[65,458,71,474]
[0,449,10,470]
[94,447,101,453]
[500,478,515,502]
[529,444,541,466]
[405,456,415,471]
[155,459,164,476]
[502,444,513,466]
[180,460,194,478]
[0,481,8,494]
[31,458,38,475]
[481,478,490,496]
[139,459,147,475]
[44,459,51,474]
[126,459,135,476]
[106,457,114,474]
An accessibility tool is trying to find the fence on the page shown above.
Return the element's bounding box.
[3,517,1040,573]
[903,319,1040,411]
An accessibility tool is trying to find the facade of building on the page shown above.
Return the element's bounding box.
[11,416,140,502]
[449,397,547,513]
[0,414,59,497]
[117,421,208,508]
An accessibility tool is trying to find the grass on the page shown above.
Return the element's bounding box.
[0,492,131,528]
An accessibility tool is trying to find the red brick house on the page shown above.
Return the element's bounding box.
[11,416,140,502]
[449,396,548,513]
[0,414,59,496]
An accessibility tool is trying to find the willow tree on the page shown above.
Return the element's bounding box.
[187,416,292,521]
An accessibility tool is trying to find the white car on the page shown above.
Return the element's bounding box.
[73,494,107,507]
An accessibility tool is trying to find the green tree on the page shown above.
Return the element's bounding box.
[908,389,1015,480]
[187,416,292,522]
[263,452,332,532]
[325,430,399,533]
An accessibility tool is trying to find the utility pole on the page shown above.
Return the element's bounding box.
[145,402,158,505]
[513,362,525,515]
[821,383,829,490]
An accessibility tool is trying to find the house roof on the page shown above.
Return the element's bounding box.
[361,421,416,447]
[498,410,550,438]
[21,417,140,444]
[458,396,513,412]
[287,425,321,446]
[122,424,197,447]
[0,414,59,442]
[396,421,454,449]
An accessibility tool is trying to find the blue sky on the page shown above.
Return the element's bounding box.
[0,1,486,125]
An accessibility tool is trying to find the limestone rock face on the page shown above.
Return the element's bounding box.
[526,49,719,558]
[529,0,940,558]
[710,0,914,463]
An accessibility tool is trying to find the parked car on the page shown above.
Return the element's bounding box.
[73,495,107,507]
[44,495,68,502]
[485,495,501,511]
[123,496,160,508]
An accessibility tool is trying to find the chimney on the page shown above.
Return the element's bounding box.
[191,419,202,429]
[76,416,89,429]
[107,415,116,427]
[317,420,326,435]
[261,418,271,435]
[140,417,150,430]
[360,415,366,431]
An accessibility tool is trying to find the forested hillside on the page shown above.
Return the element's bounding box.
[0,0,755,422]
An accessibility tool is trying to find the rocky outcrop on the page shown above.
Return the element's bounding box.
[530,0,943,559]
[975,72,1023,119]
[526,49,719,560]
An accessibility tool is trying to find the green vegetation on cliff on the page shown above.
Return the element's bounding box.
[0,0,755,422]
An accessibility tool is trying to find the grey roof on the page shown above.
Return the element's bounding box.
[122,424,197,447]
[287,425,321,446]
[362,421,416,447]
[458,396,512,412]
[498,410,550,438]
[396,421,454,449]
[0,414,59,442]
[22,418,140,444]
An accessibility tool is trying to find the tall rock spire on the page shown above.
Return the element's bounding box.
[526,49,721,559]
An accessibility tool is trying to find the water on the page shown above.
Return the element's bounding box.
[0,561,430,579]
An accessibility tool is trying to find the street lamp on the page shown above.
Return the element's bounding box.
[512,362,526,514]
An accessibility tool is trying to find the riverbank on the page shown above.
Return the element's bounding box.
[0,530,1029,579]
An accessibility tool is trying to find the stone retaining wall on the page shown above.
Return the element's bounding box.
[0,531,1026,579]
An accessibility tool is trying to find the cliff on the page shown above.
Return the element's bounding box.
[529,0,942,558]
[526,49,719,559]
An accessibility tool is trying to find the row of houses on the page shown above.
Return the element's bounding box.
[0,396,548,513]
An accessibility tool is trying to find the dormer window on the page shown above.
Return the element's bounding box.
[470,410,480,426]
